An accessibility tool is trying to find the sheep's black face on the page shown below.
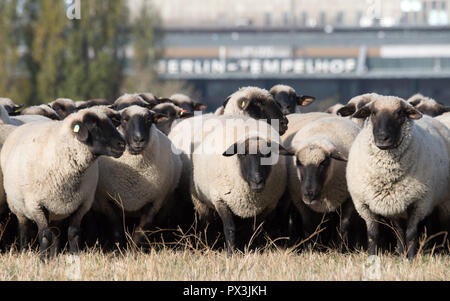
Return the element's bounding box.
[298,158,329,204]
[352,98,422,150]
[121,112,152,155]
[52,101,76,119]
[238,154,272,193]
[272,91,297,115]
[72,112,125,158]
[4,104,23,116]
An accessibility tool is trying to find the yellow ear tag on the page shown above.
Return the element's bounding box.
[241,101,246,108]
[179,111,183,116]
[73,124,80,133]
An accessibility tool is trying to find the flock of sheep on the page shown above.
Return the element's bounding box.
[0,85,449,260]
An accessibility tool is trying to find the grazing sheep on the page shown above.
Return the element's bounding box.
[94,105,182,244]
[1,109,126,256]
[20,104,61,120]
[75,99,112,110]
[151,102,194,135]
[222,86,289,135]
[337,93,381,127]
[325,103,344,114]
[346,95,450,259]
[48,98,77,119]
[189,115,293,253]
[269,84,315,115]
[112,94,152,111]
[0,98,23,115]
[407,94,450,117]
[0,104,51,125]
[169,93,207,113]
[286,117,361,242]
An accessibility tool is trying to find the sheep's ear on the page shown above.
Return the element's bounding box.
[72,121,89,142]
[330,150,347,162]
[443,106,450,113]
[110,113,122,127]
[405,106,422,120]
[178,110,194,118]
[193,102,207,111]
[297,95,315,106]
[352,106,371,119]
[156,97,172,104]
[151,112,169,123]
[222,142,238,157]
[13,104,24,112]
[337,104,356,117]
[408,98,422,107]
[223,95,231,107]
[237,98,253,111]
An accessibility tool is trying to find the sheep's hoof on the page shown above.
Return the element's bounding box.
[68,226,80,254]
[132,229,147,246]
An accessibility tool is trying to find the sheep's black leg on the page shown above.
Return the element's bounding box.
[68,198,94,254]
[366,219,379,256]
[16,214,31,251]
[393,219,405,256]
[215,200,235,256]
[29,206,54,260]
[406,215,421,260]
[133,202,159,246]
[340,200,354,250]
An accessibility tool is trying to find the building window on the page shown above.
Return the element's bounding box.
[283,12,289,26]
[301,11,308,26]
[319,11,326,26]
[336,11,344,25]
[265,12,271,26]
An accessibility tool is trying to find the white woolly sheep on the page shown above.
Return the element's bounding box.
[189,114,292,253]
[1,109,126,256]
[48,98,77,119]
[325,103,344,114]
[285,117,361,242]
[94,105,182,244]
[407,93,450,117]
[0,123,18,216]
[169,93,207,113]
[346,95,450,259]
[0,98,23,115]
[337,93,382,127]
[20,104,61,120]
[269,84,315,115]
[0,104,51,125]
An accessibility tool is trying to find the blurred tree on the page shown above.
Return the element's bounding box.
[0,0,20,102]
[63,0,130,101]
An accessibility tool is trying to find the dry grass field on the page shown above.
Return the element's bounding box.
[0,248,448,281]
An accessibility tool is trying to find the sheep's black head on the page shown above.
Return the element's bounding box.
[76,98,111,110]
[112,94,153,111]
[224,87,289,135]
[169,93,207,113]
[352,96,422,150]
[151,102,194,135]
[71,110,125,158]
[223,138,293,193]
[119,105,166,155]
[21,105,61,120]
[269,85,315,115]
[293,142,347,205]
[0,98,23,116]
[407,94,450,117]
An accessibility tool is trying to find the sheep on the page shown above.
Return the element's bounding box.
[48,98,77,119]
[169,93,207,113]
[407,93,450,117]
[112,93,152,111]
[0,97,23,115]
[337,93,382,127]
[20,104,61,120]
[75,98,112,110]
[325,103,344,114]
[94,105,182,244]
[285,117,361,243]
[269,84,315,115]
[436,112,450,128]
[0,109,126,256]
[188,114,293,253]
[282,112,332,146]
[221,86,289,135]
[346,95,450,259]
[0,104,51,125]
[0,123,18,216]
[151,102,194,135]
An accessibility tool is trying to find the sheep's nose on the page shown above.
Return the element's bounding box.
[132,134,145,144]
[376,131,390,142]
[116,140,126,151]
